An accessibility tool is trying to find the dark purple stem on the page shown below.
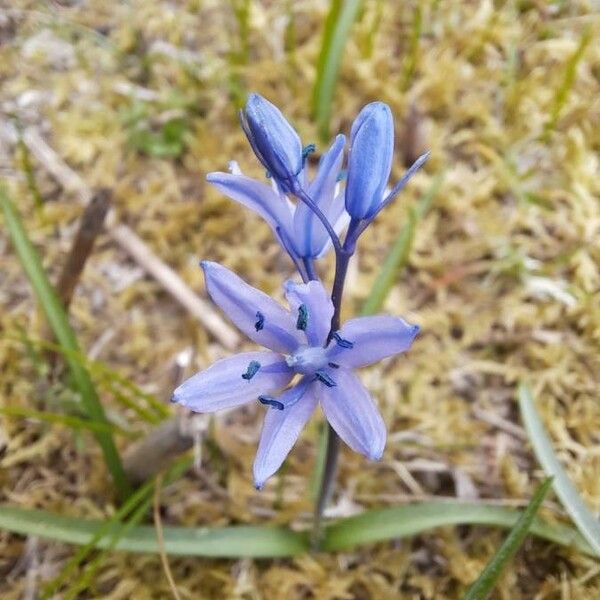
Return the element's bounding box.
[312,423,339,546]
[312,231,357,545]
[327,249,352,340]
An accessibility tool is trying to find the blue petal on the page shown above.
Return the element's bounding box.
[327,316,419,368]
[345,102,394,220]
[293,134,346,257]
[317,367,386,460]
[284,279,333,347]
[172,351,293,412]
[253,378,318,489]
[202,262,305,353]
[206,172,298,252]
[241,93,303,191]
[377,151,430,215]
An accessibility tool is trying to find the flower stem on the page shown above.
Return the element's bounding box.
[311,423,339,547]
[328,249,351,338]
[312,243,353,546]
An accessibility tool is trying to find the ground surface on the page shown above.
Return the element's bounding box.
[0,1,599,598]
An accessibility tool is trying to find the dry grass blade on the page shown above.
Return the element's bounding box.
[153,475,183,600]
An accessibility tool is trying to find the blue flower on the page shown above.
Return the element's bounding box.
[207,133,348,261]
[345,102,394,220]
[172,262,420,489]
[345,101,430,224]
[240,93,303,193]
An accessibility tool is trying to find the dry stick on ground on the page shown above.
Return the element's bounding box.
[55,188,112,310]
[44,188,112,368]
[124,416,195,485]
[0,123,239,350]
[123,353,230,495]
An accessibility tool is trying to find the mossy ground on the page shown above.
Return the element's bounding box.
[0,1,599,598]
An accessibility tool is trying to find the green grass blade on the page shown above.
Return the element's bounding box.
[322,501,594,556]
[0,506,309,558]
[545,26,592,135]
[9,332,169,422]
[361,172,443,316]
[400,3,422,91]
[312,0,363,140]
[0,500,592,558]
[0,406,135,438]
[462,478,553,600]
[0,186,131,500]
[518,383,600,555]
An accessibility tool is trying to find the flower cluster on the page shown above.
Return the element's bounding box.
[173,94,427,489]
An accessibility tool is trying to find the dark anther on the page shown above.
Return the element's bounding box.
[315,371,336,387]
[328,362,340,369]
[333,332,354,349]
[241,360,261,381]
[301,143,316,166]
[258,395,284,410]
[296,304,309,331]
[255,311,265,331]
[300,144,316,170]
[336,169,347,182]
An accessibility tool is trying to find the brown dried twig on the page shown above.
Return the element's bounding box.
[55,188,111,310]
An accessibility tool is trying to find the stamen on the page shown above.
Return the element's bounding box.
[315,371,336,387]
[241,360,261,381]
[328,362,340,369]
[258,395,284,410]
[333,332,354,349]
[336,169,347,182]
[255,311,265,331]
[296,304,309,331]
[301,143,316,167]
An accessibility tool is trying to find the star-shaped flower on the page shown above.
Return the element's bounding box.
[172,262,419,489]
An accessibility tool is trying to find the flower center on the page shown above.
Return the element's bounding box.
[286,345,328,375]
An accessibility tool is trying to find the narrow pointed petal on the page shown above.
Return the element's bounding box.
[315,204,350,258]
[202,262,304,353]
[327,316,419,368]
[293,135,345,257]
[241,93,303,191]
[378,151,430,215]
[284,279,333,347]
[345,102,394,220]
[172,351,293,412]
[253,378,318,488]
[206,172,297,250]
[317,368,386,460]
